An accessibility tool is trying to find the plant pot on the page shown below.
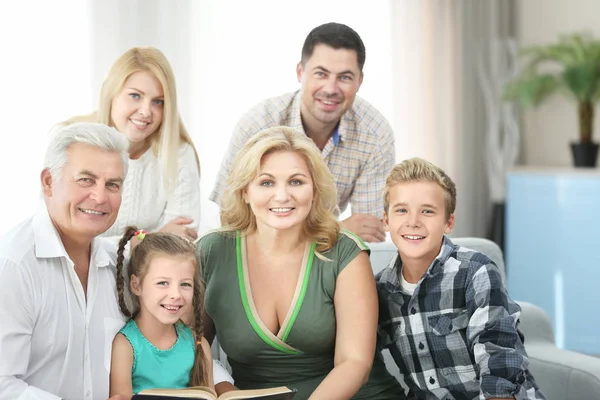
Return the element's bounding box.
[570,142,599,167]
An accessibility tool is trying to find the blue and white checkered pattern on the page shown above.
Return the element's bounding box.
[376,236,546,400]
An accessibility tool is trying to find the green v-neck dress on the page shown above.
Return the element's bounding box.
[198,230,404,400]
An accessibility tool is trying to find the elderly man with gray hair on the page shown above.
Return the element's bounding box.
[0,122,130,400]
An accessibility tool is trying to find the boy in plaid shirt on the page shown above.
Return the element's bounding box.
[376,158,545,400]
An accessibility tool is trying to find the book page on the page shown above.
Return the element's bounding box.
[135,385,295,400]
[219,386,294,400]
[137,385,217,399]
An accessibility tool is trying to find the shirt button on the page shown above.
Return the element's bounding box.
[429,377,435,384]
[418,342,425,350]
[86,391,91,397]
[411,307,417,314]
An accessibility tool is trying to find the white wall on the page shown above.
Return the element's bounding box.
[0,0,94,232]
[517,0,600,166]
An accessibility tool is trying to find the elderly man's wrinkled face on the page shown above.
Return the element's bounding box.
[42,143,124,241]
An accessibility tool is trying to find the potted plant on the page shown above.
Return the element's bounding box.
[504,32,600,167]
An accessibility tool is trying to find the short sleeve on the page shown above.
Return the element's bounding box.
[332,230,371,275]
[196,231,235,284]
[196,233,214,283]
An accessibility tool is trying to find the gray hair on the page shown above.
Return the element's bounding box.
[44,122,129,181]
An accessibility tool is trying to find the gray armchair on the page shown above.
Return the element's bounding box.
[368,238,600,400]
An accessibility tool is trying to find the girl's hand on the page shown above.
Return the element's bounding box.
[215,381,237,395]
[108,395,132,400]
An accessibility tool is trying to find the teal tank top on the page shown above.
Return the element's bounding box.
[119,319,195,394]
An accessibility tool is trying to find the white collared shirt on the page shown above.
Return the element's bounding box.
[0,205,127,400]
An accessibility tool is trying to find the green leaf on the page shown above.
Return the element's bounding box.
[562,64,599,101]
[503,32,600,111]
[503,74,560,107]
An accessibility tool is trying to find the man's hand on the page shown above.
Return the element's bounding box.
[160,217,199,241]
[340,213,385,243]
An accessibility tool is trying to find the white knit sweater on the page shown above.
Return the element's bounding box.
[101,143,200,244]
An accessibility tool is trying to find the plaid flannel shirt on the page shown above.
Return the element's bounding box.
[376,236,546,400]
[209,90,395,218]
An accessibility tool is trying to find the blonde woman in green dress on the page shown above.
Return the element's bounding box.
[198,127,404,400]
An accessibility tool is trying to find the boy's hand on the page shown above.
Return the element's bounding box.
[341,214,386,242]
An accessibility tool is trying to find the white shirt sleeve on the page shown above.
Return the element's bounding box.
[157,144,201,232]
[0,259,61,400]
[212,359,234,385]
[15,387,62,400]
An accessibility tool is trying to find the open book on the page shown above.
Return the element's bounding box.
[132,385,296,400]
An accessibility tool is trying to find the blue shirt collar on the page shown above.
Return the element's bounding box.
[332,124,340,145]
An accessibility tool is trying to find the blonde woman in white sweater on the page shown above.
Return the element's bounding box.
[63,47,201,243]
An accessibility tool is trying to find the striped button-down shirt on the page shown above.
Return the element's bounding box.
[210,90,395,218]
[376,236,546,400]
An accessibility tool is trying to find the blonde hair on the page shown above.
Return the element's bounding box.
[220,126,340,254]
[115,227,208,387]
[383,157,457,218]
[63,47,200,191]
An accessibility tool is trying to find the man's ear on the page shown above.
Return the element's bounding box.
[41,169,53,197]
[130,274,142,296]
[296,62,304,83]
[444,214,455,234]
[383,211,390,232]
[357,72,364,92]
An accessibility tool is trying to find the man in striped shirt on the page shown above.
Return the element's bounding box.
[210,22,395,243]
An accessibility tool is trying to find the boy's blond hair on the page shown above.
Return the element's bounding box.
[383,157,457,219]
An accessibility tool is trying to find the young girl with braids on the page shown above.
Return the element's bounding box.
[109,227,213,398]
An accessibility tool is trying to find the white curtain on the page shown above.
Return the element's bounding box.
[391,0,514,238]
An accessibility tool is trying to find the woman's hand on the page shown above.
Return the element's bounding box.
[160,217,199,241]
